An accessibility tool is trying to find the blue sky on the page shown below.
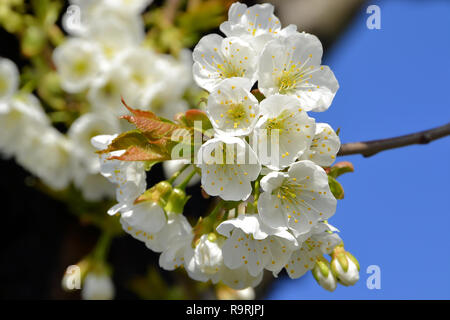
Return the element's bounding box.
[267,0,450,299]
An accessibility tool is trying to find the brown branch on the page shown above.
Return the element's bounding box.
[163,0,181,25]
[338,123,450,157]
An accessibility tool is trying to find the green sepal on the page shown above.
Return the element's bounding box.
[313,257,331,279]
[135,181,173,207]
[223,201,241,210]
[177,109,213,131]
[328,176,345,200]
[22,25,46,57]
[345,252,360,271]
[328,161,354,179]
[337,252,349,272]
[164,188,189,214]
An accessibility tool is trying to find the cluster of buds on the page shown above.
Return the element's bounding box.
[312,243,360,292]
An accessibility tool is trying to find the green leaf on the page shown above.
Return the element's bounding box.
[328,176,345,200]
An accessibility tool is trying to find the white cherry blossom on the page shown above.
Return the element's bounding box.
[299,123,340,167]
[193,234,224,275]
[87,64,133,116]
[114,47,167,110]
[81,272,115,300]
[213,265,263,290]
[197,135,261,201]
[84,7,145,59]
[106,0,153,15]
[285,223,341,279]
[120,201,167,236]
[16,127,73,191]
[206,78,259,136]
[53,38,104,93]
[184,234,225,282]
[69,113,121,174]
[73,171,116,202]
[121,211,193,263]
[0,58,19,102]
[0,94,49,157]
[193,34,257,92]
[258,160,337,235]
[220,2,286,53]
[258,32,339,112]
[253,94,315,169]
[217,214,297,277]
[91,134,147,215]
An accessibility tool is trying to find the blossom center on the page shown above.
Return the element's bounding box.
[73,59,89,76]
[273,178,306,206]
[277,70,304,94]
[265,109,293,135]
[217,59,245,79]
[226,103,247,128]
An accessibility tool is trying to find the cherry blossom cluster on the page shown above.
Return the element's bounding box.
[96,2,360,291]
[0,0,194,201]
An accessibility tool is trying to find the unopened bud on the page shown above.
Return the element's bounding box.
[135,181,173,206]
[22,25,46,57]
[81,272,115,300]
[217,285,255,300]
[164,188,188,214]
[312,257,337,292]
[331,248,360,286]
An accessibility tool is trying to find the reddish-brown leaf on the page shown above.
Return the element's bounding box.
[108,145,169,162]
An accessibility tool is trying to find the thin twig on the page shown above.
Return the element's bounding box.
[338,123,450,157]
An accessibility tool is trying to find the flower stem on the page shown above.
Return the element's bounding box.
[92,231,112,262]
[175,167,197,190]
[208,200,225,221]
[253,179,260,207]
[167,163,190,184]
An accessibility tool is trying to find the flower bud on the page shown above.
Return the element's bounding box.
[194,233,223,275]
[217,285,255,300]
[164,187,188,214]
[22,25,46,57]
[81,271,115,300]
[312,257,337,292]
[135,181,173,207]
[331,247,360,286]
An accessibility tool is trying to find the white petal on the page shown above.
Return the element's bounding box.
[193,34,257,92]
[300,123,340,166]
[257,191,288,229]
[207,78,259,136]
[121,202,167,234]
[258,33,339,112]
[0,58,19,101]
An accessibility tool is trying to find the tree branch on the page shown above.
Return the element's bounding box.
[338,123,450,157]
